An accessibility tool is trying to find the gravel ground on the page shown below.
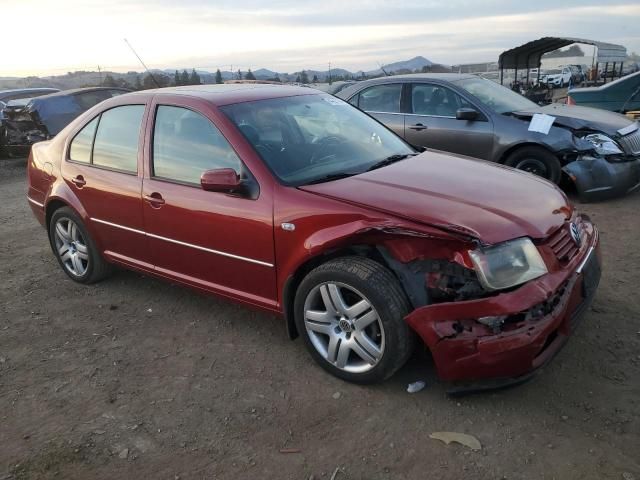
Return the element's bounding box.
[1,158,639,480]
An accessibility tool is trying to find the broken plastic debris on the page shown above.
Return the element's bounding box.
[406,381,426,393]
[429,432,482,451]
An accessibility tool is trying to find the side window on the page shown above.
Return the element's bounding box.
[69,116,99,163]
[92,105,145,173]
[347,93,359,107]
[358,84,402,113]
[411,84,472,117]
[153,105,241,185]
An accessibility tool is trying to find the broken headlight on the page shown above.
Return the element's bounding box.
[581,133,623,156]
[469,238,548,291]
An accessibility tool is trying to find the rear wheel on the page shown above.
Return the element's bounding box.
[49,207,111,284]
[294,256,414,384]
[504,146,562,184]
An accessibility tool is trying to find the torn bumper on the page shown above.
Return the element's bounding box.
[563,155,640,202]
[405,229,601,390]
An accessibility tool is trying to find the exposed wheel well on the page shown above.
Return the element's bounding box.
[282,245,393,340]
[45,200,70,236]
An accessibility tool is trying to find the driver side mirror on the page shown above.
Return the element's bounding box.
[456,108,479,121]
[200,168,240,193]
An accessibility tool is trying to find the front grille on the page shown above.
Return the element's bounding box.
[548,223,580,264]
[619,128,640,155]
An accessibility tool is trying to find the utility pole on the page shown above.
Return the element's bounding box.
[328,62,332,85]
[97,65,102,86]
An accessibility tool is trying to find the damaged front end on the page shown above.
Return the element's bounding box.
[0,102,48,156]
[383,216,600,393]
[563,124,640,202]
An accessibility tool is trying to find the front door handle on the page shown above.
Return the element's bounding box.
[409,123,428,131]
[144,192,165,208]
[71,175,86,187]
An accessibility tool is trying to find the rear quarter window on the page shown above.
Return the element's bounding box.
[92,105,145,173]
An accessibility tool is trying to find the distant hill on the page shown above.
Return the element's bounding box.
[366,56,435,76]
[0,56,448,90]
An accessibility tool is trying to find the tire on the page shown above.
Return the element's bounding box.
[504,146,562,184]
[49,206,111,284]
[294,256,414,384]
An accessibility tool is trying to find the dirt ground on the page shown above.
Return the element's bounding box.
[1,158,639,480]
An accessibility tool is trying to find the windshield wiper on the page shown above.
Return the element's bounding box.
[302,172,360,185]
[366,153,417,172]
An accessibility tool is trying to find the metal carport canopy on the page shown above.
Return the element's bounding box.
[498,37,627,70]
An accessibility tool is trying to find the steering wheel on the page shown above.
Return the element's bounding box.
[310,135,346,164]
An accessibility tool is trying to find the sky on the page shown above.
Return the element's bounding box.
[1,0,639,77]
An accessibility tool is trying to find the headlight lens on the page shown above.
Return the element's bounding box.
[582,133,623,156]
[469,237,548,291]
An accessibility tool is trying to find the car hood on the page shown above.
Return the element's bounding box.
[299,151,571,244]
[512,103,634,136]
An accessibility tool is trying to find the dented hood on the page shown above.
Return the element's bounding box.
[299,151,571,244]
[512,103,634,136]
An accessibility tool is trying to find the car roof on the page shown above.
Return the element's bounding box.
[354,73,477,83]
[0,88,60,101]
[33,87,131,100]
[121,83,322,106]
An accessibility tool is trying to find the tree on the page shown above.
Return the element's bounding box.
[237,69,243,80]
[295,75,301,83]
[102,74,117,87]
[142,74,157,89]
[180,69,190,85]
[300,70,309,84]
[190,69,201,85]
[174,70,181,86]
[134,75,143,90]
[245,69,256,80]
[312,74,318,83]
[215,69,223,84]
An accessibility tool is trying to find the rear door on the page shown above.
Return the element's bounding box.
[403,82,494,159]
[63,103,151,267]
[141,97,277,308]
[348,83,405,137]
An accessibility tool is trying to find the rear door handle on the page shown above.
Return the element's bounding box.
[71,175,86,187]
[144,192,165,208]
[409,123,428,131]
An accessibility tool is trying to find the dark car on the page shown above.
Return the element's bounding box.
[27,84,600,391]
[1,87,129,156]
[337,74,640,201]
[568,71,640,113]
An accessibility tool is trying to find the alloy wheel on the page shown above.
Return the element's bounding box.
[303,282,385,373]
[53,217,89,277]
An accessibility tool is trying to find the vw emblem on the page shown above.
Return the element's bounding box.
[569,222,582,247]
[339,318,353,333]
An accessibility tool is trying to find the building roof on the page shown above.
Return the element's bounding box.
[499,37,627,70]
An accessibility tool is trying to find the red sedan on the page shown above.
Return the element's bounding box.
[27,84,601,391]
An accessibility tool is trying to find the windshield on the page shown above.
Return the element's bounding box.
[220,94,414,186]
[454,77,538,114]
[546,69,562,75]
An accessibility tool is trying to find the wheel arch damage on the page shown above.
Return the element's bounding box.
[282,219,480,339]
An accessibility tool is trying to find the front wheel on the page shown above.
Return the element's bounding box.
[294,256,414,384]
[49,207,111,284]
[504,146,562,184]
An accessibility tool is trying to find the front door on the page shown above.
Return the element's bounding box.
[141,99,277,308]
[403,83,494,160]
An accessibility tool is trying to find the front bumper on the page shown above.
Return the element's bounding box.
[405,228,601,392]
[563,155,640,202]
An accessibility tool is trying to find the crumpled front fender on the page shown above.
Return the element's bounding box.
[563,155,640,202]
